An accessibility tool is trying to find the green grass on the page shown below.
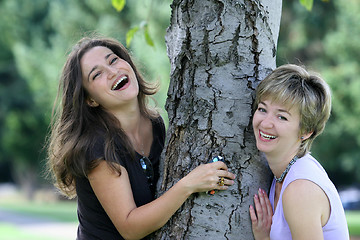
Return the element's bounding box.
[0,195,78,240]
[347,211,360,236]
[0,198,78,222]
[0,224,67,240]
[0,196,359,238]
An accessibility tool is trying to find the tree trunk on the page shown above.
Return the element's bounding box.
[13,164,38,201]
[155,0,281,239]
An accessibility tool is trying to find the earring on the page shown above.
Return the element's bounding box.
[87,98,99,107]
[301,136,304,140]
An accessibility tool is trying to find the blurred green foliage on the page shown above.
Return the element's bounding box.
[278,0,360,186]
[299,0,314,11]
[0,0,171,189]
[0,0,359,189]
[112,0,126,12]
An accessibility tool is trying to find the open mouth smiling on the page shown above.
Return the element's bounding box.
[260,130,277,140]
[111,75,129,91]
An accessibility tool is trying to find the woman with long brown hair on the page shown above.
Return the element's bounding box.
[47,36,235,239]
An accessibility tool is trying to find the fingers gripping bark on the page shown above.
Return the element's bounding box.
[181,161,236,194]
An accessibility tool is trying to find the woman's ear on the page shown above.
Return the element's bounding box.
[86,98,99,107]
[301,132,313,141]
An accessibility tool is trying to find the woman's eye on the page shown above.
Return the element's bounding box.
[278,115,288,121]
[92,72,101,80]
[258,107,266,113]
[110,57,118,65]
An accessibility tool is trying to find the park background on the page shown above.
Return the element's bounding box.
[0,0,359,239]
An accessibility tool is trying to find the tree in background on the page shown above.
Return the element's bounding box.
[0,0,359,204]
[278,0,360,186]
[0,0,170,198]
[0,0,53,198]
[154,0,279,238]
[315,0,360,186]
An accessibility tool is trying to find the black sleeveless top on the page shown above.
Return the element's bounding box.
[75,117,165,240]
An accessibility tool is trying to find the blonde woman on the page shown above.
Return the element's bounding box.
[249,64,349,239]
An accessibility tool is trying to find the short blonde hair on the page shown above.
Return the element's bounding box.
[253,64,331,157]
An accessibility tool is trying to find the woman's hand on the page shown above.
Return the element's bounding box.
[249,188,273,240]
[89,160,234,239]
[180,161,236,194]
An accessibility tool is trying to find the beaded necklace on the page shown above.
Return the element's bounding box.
[274,156,298,183]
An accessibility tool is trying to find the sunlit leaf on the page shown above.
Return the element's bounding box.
[111,0,126,12]
[299,0,313,11]
[126,26,139,47]
[144,26,155,47]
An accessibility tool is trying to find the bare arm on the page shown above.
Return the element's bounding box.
[282,179,330,240]
[89,160,235,239]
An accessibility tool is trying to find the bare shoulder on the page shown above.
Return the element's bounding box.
[88,160,129,188]
[283,179,330,232]
[283,179,327,205]
[88,160,122,178]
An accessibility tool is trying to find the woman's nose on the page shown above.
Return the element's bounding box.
[260,115,274,128]
[106,66,117,79]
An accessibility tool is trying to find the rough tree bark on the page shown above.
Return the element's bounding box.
[155,0,281,239]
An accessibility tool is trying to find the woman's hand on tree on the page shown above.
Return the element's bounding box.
[249,188,273,240]
[180,161,236,194]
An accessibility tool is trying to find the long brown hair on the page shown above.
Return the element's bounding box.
[47,36,158,198]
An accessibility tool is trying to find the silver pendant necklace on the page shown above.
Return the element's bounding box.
[274,156,298,183]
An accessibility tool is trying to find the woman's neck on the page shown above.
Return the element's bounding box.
[110,99,142,132]
[109,101,152,156]
[266,151,298,179]
[122,113,152,157]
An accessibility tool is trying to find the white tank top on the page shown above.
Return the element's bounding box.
[269,154,349,240]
